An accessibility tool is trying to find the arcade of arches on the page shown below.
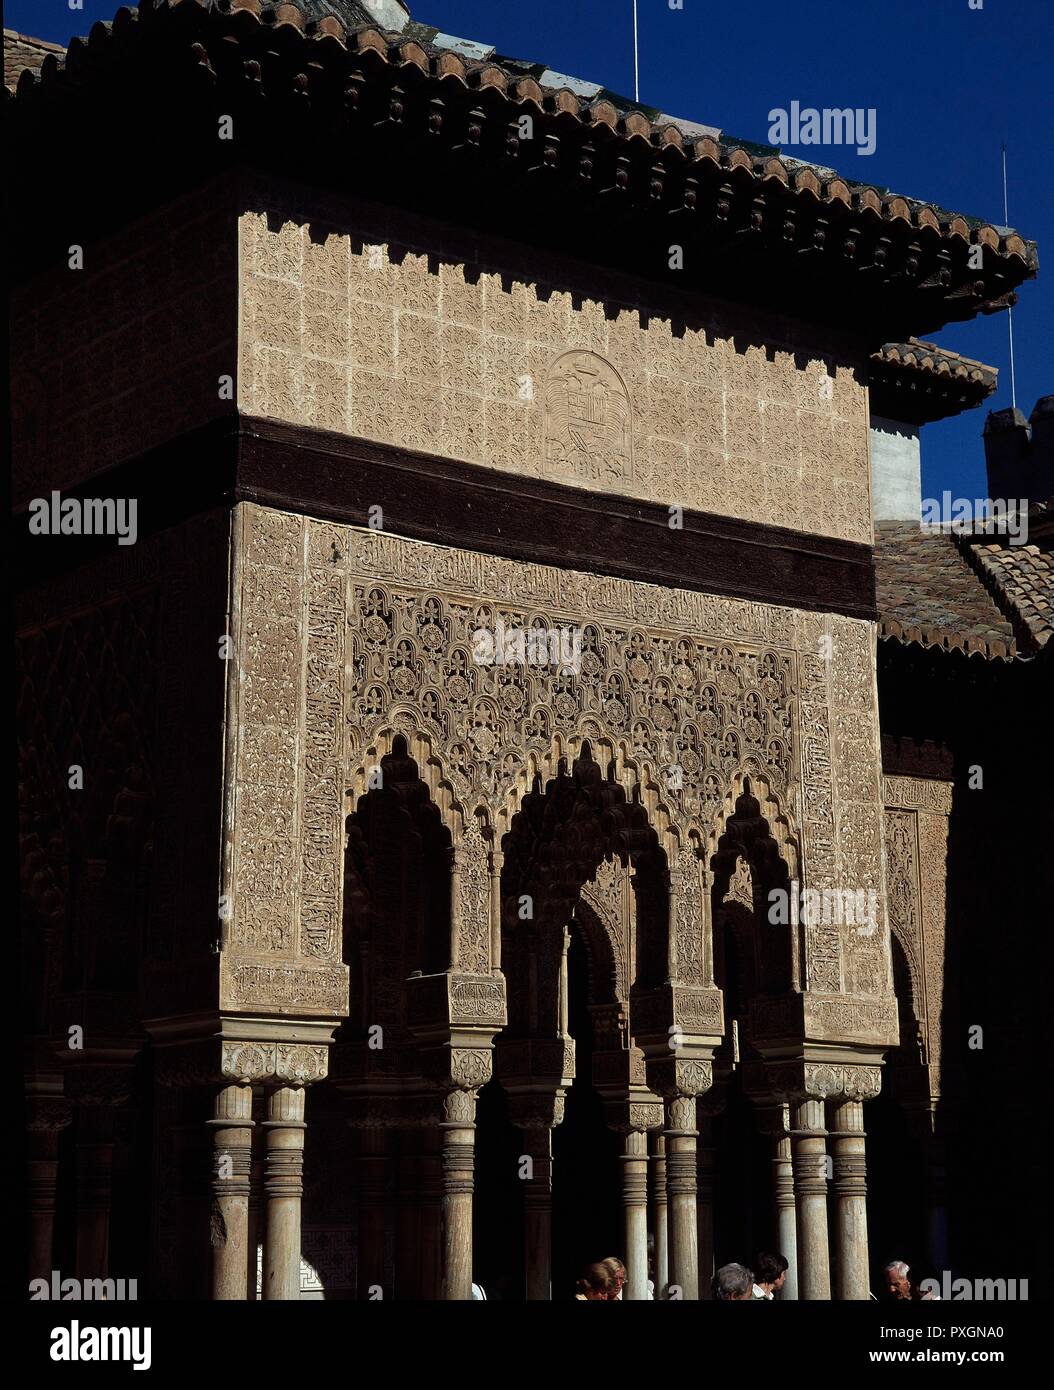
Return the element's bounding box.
[136,506,895,1301]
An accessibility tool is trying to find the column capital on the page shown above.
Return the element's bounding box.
[64,1063,135,1108]
[223,1041,329,1086]
[649,1057,713,1103]
[25,1096,75,1132]
[604,1095,664,1134]
[151,1020,337,1088]
[763,1059,883,1104]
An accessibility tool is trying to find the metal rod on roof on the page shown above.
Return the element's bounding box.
[1002,143,1018,411]
[632,0,640,103]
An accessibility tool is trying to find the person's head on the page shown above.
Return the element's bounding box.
[577,1262,617,1300]
[600,1257,627,1299]
[884,1260,912,1300]
[752,1251,789,1292]
[712,1263,754,1301]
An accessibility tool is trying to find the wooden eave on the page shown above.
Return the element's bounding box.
[6,0,1040,340]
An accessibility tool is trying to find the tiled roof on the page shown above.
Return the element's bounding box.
[956,507,1054,654]
[875,522,1017,659]
[869,339,998,424]
[7,1,1038,285]
[875,507,1054,659]
[3,29,66,92]
[875,339,997,388]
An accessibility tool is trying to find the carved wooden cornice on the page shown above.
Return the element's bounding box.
[8,1,1037,338]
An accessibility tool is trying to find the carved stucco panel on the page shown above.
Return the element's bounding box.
[237,209,870,544]
[455,817,491,975]
[223,510,349,1014]
[228,503,892,1036]
[882,777,951,1085]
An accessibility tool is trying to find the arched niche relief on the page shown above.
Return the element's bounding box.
[498,743,670,1041]
[493,733,682,869]
[888,933,927,1075]
[343,734,491,1064]
[706,774,801,1047]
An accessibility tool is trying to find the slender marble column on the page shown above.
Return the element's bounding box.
[440,1089,477,1300]
[923,1129,949,1272]
[208,1082,254,1300]
[650,1131,669,1294]
[246,1090,264,1299]
[665,1094,699,1300]
[520,1127,553,1300]
[356,1128,387,1299]
[489,850,504,973]
[830,1099,870,1301]
[620,1129,649,1300]
[26,1098,72,1283]
[792,1098,831,1301]
[696,1113,716,1298]
[419,1127,443,1300]
[773,1135,799,1300]
[262,1084,305,1301]
[75,1105,115,1280]
[396,1134,421,1301]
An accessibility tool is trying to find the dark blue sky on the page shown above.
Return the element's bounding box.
[11,0,1051,502]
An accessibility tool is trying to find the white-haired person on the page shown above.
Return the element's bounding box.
[884,1259,940,1300]
[712,1262,754,1301]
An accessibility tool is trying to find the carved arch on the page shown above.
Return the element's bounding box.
[707,774,799,997]
[347,714,491,847]
[575,863,630,1005]
[699,768,801,881]
[493,732,684,864]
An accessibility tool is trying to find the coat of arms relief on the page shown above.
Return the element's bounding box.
[543,350,633,485]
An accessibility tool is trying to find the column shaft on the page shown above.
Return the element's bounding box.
[521,1129,553,1301]
[419,1128,443,1300]
[75,1106,114,1280]
[665,1096,699,1300]
[696,1114,715,1298]
[208,1082,254,1300]
[774,1134,799,1300]
[792,1097,831,1300]
[26,1104,71,1282]
[830,1099,870,1301]
[262,1084,305,1301]
[651,1131,669,1294]
[440,1091,476,1300]
[396,1135,421,1301]
[356,1128,387,1299]
[621,1130,649,1300]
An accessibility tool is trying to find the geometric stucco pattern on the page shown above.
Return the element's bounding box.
[221,506,350,1017]
[238,207,871,545]
[224,500,895,1045]
[882,774,952,1095]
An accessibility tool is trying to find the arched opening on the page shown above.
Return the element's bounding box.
[479,745,668,1300]
[551,919,621,1298]
[706,778,797,1280]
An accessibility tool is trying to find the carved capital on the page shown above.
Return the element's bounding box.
[649,1056,713,1101]
[764,1059,882,1103]
[25,1097,75,1132]
[64,1064,134,1107]
[220,1041,329,1085]
[508,1092,567,1129]
[449,1046,493,1091]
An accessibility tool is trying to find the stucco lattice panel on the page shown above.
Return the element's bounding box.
[882,775,951,1087]
[237,211,871,544]
[232,503,891,1036]
[224,509,349,1015]
[343,523,803,834]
